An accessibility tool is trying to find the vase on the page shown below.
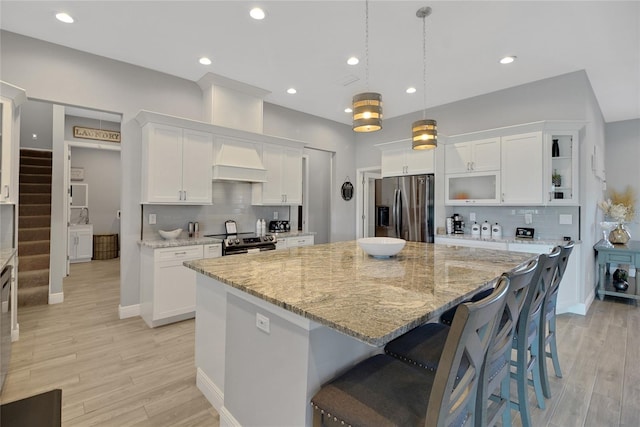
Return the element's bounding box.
[609,223,631,245]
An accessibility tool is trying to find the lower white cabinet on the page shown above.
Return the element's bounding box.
[140,243,221,327]
[275,235,314,250]
[69,224,93,263]
[434,236,508,251]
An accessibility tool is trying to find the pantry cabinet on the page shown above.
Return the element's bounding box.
[500,132,544,205]
[380,145,435,177]
[141,123,213,204]
[252,143,302,205]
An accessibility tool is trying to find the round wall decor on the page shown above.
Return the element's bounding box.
[341,178,354,201]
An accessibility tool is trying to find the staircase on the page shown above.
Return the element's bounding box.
[17,149,52,306]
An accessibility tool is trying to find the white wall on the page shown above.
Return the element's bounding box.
[604,119,640,238]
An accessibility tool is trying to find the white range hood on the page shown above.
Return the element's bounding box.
[198,73,270,183]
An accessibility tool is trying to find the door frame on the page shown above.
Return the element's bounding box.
[356,167,381,239]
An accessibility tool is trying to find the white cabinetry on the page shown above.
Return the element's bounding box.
[275,234,314,250]
[434,236,508,251]
[140,243,221,328]
[380,144,435,177]
[445,138,500,174]
[500,132,544,205]
[1,82,26,204]
[545,131,579,205]
[141,123,212,204]
[445,138,501,205]
[68,224,93,263]
[252,143,302,205]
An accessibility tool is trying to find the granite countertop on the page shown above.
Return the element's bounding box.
[271,231,316,238]
[139,235,222,249]
[0,248,16,270]
[436,233,577,246]
[185,241,535,346]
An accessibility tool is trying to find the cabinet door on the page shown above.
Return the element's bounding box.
[445,172,501,205]
[181,129,213,204]
[143,124,183,203]
[282,147,302,204]
[501,132,543,204]
[445,143,472,174]
[405,148,435,175]
[75,227,93,260]
[546,132,578,205]
[470,138,501,172]
[381,148,407,177]
[260,144,286,204]
[68,230,77,259]
[155,263,197,317]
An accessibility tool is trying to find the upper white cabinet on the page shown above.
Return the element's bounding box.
[500,132,544,205]
[380,143,435,177]
[545,131,578,205]
[1,82,27,204]
[141,123,213,204]
[252,143,303,205]
[444,138,500,174]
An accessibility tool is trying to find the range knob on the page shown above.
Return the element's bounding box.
[226,239,234,246]
[268,235,274,241]
[235,238,240,244]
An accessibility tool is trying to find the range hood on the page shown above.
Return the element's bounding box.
[212,139,267,183]
[198,73,270,183]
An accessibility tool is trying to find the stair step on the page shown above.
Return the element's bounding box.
[19,204,51,216]
[19,254,50,271]
[20,149,52,159]
[20,183,52,194]
[19,194,51,205]
[19,156,52,167]
[17,269,50,289]
[18,240,51,256]
[18,285,49,307]
[20,174,52,184]
[19,165,52,175]
[19,215,51,228]
[18,227,51,242]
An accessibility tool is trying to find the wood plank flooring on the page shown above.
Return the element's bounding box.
[1,258,639,426]
[0,259,219,426]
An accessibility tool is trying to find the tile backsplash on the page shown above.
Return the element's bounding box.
[141,181,296,239]
[443,205,580,241]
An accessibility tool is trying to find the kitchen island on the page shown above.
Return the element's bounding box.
[185,241,535,426]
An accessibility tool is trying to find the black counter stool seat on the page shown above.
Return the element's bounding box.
[509,248,560,427]
[311,277,509,427]
[539,241,574,399]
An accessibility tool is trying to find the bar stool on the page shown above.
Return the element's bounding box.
[384,258,540,427]
[311,277,509,427]
[510,247,560,427]
[539,241,574,399]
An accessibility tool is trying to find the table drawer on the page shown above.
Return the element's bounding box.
[607,253,635,264]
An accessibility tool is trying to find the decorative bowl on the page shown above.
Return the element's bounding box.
[159,228,183,240]
[357,237,406,258]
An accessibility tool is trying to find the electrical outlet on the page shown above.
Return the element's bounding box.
[470,212,476,221]
[273,211,278,220]
[256,313,270,334]
[524,213,533,224]
[149,214,157,225]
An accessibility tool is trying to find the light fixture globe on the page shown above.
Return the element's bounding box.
[352,92,382,132]
[412,119,437,149]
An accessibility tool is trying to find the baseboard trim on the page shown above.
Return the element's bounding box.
[219,407,241,427]
[118,304,140,319]
[196,368,223,412]
[11,323,19,342]
[48,292,64,304]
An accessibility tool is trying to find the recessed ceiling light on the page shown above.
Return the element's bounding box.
[287,88,297,94]
[347,57,359,66]
[250,7,265,20]
[499,56,516,64]
[344,108,353,113]
[406,87,417,94]
[199,57,212,65]
[55,12,74,23]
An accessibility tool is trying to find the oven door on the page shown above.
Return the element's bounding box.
[224,245,276,256]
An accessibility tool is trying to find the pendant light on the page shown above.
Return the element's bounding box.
[412,6,437,149]
[353,0,382,132]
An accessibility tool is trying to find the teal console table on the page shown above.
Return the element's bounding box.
[594,240,640,301]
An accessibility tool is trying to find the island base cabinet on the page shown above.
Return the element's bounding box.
[195,276,377,427]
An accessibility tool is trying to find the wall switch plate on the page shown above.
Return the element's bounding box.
[256,313,270,334]
[470,212,476,221]
[559,214,572,225]
[524,213,533,224]
[149,214,156,225]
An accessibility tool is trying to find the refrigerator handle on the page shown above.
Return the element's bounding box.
[395,188,403,238]
[393,188,399,237]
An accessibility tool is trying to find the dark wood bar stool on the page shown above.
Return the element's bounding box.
[539,241,574,399]
[310,276,509,427]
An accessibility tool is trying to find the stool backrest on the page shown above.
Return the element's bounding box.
[520,247,561,336]
[547,241,574,303]
[425,275,509,427]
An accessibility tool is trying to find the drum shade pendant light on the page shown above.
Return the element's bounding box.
[412,6,437,149]
[353,0,382,132]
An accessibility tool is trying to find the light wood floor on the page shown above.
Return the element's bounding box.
[1,259,639,426]
[0,259,220,426]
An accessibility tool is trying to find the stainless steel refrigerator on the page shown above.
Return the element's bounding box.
[374,174,434,242]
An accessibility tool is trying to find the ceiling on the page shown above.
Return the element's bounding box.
[1,1,638,125]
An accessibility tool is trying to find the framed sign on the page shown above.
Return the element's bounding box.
[73,126,121,143]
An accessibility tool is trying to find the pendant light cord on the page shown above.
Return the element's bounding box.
[422,13,427,120]
[365,0,370,89]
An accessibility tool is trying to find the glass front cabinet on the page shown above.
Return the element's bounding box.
[545,131,579,205]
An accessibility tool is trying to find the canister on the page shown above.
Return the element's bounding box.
[471,222,480,236]
[491,223,502,239]
[481,221,491,237]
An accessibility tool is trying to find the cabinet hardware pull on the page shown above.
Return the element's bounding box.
[174,251,187,255]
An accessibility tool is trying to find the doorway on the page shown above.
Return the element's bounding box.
[356,168,381,239]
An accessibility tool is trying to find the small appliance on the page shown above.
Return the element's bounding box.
[452,214,464,235]
[269,220,291,233]
[515,227,535,239]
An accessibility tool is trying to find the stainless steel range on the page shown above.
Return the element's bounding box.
[205,232,276,256]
